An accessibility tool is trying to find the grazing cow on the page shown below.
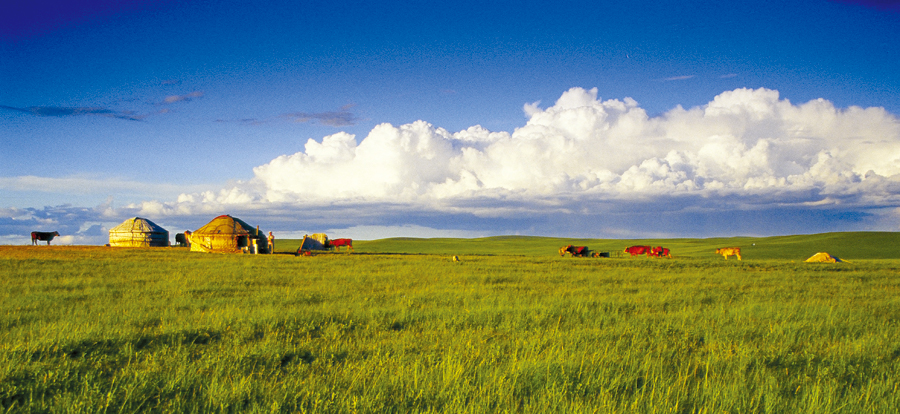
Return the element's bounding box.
[329,238,353,252]
[559,245,590,257]
[31,231,60,245]
[624,245,653,257]
[651,246,672,258]
[175,231,192,247]
[716,247,742,260]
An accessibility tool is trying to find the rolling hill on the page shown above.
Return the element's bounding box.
[278,231,900,260]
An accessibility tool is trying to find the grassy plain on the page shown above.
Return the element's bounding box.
[1,233,899,413]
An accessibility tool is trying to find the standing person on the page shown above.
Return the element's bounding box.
[267,231,275,253]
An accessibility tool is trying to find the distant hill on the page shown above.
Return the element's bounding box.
[279,232,900,260]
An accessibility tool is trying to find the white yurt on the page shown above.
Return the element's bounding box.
[108,217,170,247]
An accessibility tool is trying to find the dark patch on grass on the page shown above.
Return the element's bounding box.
[182,329,220,345]
[0,391,26,411]
[281,350,315,367]
[61,339,122,359]
[189,287,245,299]
[325,351,349,364]
[890,347,900,361]
[134,335,157,350]
[43,329,225,363]
[603,302,636,315]
[135,317,162,330]
[303,325,323,339]
[612,376,647,398]
[484,275,514,284]
[285,293,325,306]
[0,315,36,333]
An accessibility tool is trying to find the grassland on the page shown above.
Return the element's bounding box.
[2,233,899,413]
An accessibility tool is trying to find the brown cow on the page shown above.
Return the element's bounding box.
[624,245,653,257]
[329,238,353,252]
[716,247,741,260]
[651,246,672,258]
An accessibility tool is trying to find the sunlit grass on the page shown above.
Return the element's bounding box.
[1,241,899,412]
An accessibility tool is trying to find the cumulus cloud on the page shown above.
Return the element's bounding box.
[227,87,900,207]
[18,87,899,240]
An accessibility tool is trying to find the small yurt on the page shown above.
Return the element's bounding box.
[805,252,843,263]
[188,215,267,254]
[108,217,170,247]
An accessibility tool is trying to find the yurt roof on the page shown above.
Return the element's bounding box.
[109,217,168,234]
[193,215,259,236]
[805,252,843,263]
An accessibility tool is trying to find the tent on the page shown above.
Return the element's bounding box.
[297,233,329,253]
[805,252,843,263]
[188,215,267,253]
[108,217,169,247]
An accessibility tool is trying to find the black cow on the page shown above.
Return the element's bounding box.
[559,244,590,257]
[31,231,60,245]
[175,231,191,247]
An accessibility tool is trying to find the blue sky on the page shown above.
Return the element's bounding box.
[2,0,899,244]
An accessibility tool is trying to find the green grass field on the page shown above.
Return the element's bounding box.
[2,233,899,412]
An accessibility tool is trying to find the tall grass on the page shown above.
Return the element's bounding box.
[1,243,899,412]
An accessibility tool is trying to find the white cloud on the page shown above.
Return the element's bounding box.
[7,87,900,241]
[162,91,203,104]
[325,225,487,240]
[217,87,899,209]
[0,175,210,198]
[252,121,462,203]
[109,86,898,238]
[663,75,695,81]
